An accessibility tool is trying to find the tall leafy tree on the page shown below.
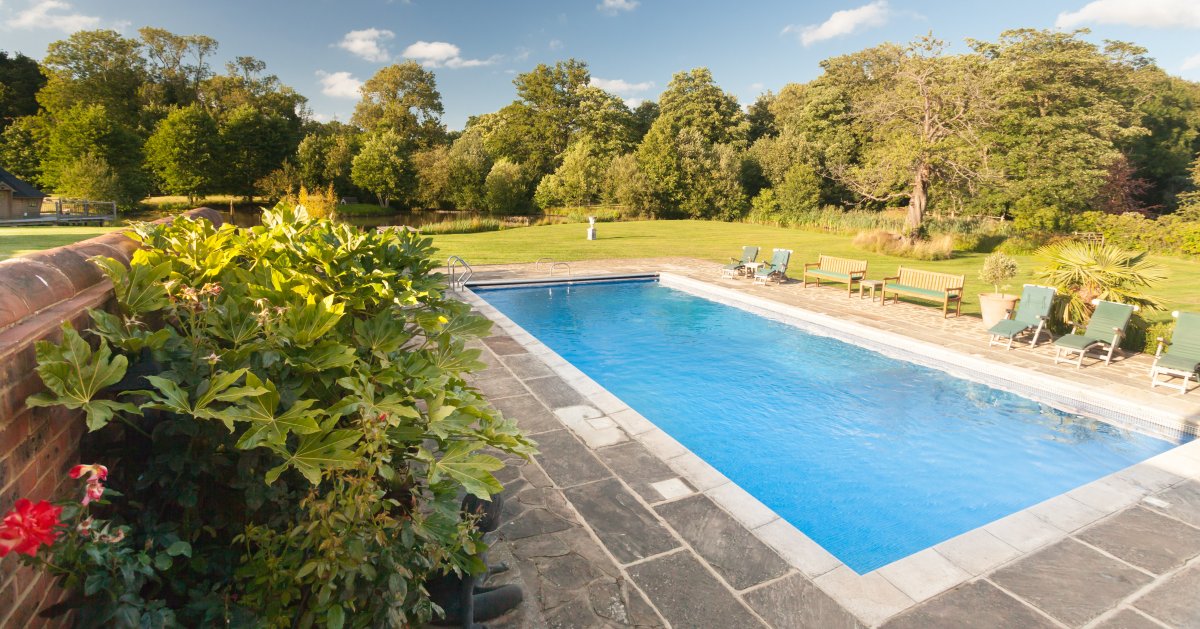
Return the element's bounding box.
[144,104,223,203]
[972,29,1148,229]
[296,122,360,194]
[139,27,219,109]
[43,103,147,205]
[0,51,46,128]
[352,62,445,148]
[822,37,995,233]
[445,129,492,211]
[412,145,452,209]
[351,131,416,207]
[220,104,295,199]
[0,115,49,183]
[38,30,147,125]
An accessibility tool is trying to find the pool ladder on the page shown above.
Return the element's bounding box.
[535,257,572,277]
[447,256,473,291]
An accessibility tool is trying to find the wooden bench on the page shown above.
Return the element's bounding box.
[881,267,965,317]
[802,255,868,297]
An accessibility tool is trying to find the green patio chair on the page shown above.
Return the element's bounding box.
[1053,299,1136,368]
[988,284,1057,350]
[1151,311,1200,393]
[721,245,759,278]
[754,248,792,285]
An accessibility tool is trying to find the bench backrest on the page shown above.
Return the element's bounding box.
[896,267,964,292]
[817,255,867,276]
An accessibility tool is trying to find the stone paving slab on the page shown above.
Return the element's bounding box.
[1076,506,1200,575]
[1131,564,1200,628]
[879,580,1058,629]
[595,441,690,503]
[627,550,767,628]
[563,478,681,564]
[1094,608,1169,629]
[532,429,613,488]
[654,494,790,590]
[989,538,1153,627]
[743,573,863,629]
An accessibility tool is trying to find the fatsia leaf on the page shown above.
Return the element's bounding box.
[267,429,361,485]
[286,341,357,373]
[229,374,322,449]
[26,324,140,431]
[279,295,344,347]
[427,441,504,499]
[91,255,172,315]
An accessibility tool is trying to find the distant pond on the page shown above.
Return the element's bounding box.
[224,207,494,229]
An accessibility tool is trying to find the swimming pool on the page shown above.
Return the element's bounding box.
[475,279,1181,573]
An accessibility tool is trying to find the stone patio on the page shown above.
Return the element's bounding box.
[462,259,1200,628]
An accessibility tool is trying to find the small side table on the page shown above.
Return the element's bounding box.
[742,261,763,278]
[859,279,884,302]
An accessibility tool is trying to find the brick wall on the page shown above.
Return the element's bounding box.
[0,208,224,627]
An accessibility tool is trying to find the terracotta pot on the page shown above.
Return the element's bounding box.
[979,292,1020,328]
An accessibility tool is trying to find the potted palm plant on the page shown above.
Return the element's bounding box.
[978,252,1020,328]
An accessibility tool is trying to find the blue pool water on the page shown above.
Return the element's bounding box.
[476,280,1181,573]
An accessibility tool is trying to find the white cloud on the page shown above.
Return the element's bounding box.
[1056,0,1200,29]
[598,0,637,14]
[401,41,497,68]
[316,71,362,99]
[624,98,644,108]
[1182,53,1200,72]
[548,39,563,50]
[590,77,654,95]
[783,1,890,47]
[11,0,101,32]
[749,82,765,92]
[337,28,395,62]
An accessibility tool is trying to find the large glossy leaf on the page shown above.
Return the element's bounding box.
[279,295,345,347]
[286,341,357,373]
[91,255,171,315]
[427,441,504,499]
[143,369,266,427]
[88,310,171,353]
[266,429,361,485]
[26,324,141,431]
[229,374,322,449]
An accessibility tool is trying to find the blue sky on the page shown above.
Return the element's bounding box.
[2,0,1199,129]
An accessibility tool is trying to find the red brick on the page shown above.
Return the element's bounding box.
[0,411,30,459]
[0,259,75,322]
[20,249,105,295]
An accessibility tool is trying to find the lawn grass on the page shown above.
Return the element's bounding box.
[0,226,121,260]
[430,219,1200,319]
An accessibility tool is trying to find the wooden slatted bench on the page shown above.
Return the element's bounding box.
[802,255,868,297]
[881,267,965,317]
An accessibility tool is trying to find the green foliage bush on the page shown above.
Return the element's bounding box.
[1074,211,1200,258]
[25,204,533,625]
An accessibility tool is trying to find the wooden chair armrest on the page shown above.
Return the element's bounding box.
[803,262,819,270]
[882,276,900,282]
[1155,337,1166,357]
[946,287,964,295]
[850,270,866,279]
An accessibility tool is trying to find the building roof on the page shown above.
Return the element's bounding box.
[0,167,46,199]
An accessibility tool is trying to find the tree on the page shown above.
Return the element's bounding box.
[0,115,49,184]
[352,62,445,148]
[350,131,416,207]
[138,27,219,108]
[484,159,528,214]
[604,153,653,213]
[446,130,492,210]
[55,152,123,203]
[144,104,222,202]
[746,91,777,142]
[42,104,147,205]
[38,30,146,125]
[630,100,659,142]
[412,145,451,209]
[296,124,359,194]
[635,68,749,218]
[821,37,995,234]
[220,104,294,199]
[0,51,46,128]
[972,29,1148,229]
[534,138,608,208]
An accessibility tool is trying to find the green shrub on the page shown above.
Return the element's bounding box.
[997,231,1062,255]
[21,203,534,625]
[980,252,1019,293]
[1033,241,1167,326]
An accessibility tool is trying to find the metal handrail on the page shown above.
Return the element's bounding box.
[534,257,555,273]
[550,262,572,277]
[447,255,473,290]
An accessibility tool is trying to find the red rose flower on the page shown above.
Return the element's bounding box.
[0,499,62,557]
[69,464,108,482]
